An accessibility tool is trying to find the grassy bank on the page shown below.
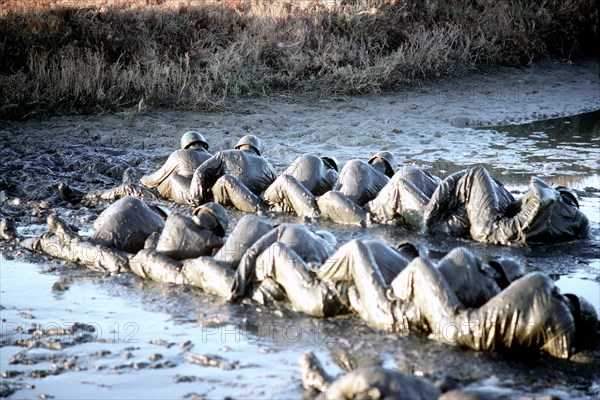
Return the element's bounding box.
[0,0,597,119]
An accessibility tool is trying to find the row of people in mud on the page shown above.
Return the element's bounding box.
[58,131,589,246]
[19,195,598,361]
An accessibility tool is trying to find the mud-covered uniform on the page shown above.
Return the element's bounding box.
[189,148,277,212]
[231,223,338,307]
[22,196,165,274]
[262,154,338,219]
[62,147,212,206]
[315,157,392,225]
[299,352,441,400]
[424,165,589,245]
[130,213,273,299]
[365,166,441,228]
[139,147,212,204]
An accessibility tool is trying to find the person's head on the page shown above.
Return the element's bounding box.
[315,230,337,251]
[192,202,228,237]
[321,156,339,172]
[488,258,525,289]
[555,186,580,208]
[181,131,209,150]
[235,135,262,155]
[368,151,397,178]
[395,241,419,261]
[564,293,599,350]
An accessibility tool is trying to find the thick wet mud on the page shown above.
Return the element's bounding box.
[1,63,600,398]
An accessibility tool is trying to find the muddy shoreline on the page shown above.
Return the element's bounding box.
[1,58,600,399]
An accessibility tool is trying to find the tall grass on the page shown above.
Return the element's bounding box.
[0,0,597,119]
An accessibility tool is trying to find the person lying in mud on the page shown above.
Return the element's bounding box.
[299,351,442,400]
[131,213,340,303]
[257,151,397,223]
[424,165,589,245]
[59,131,212,205]
[286,163,589,245]
[21,196,167,274]
[261,154,339,219]
[21,195,233,294]
[232,238,597,359]
[231,235,419,318]
[188,134,278,212]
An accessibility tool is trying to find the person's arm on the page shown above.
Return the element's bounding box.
[231,228,280,298]
[189,153,223,203]
[423,169,468,230]
[140,152,180,188]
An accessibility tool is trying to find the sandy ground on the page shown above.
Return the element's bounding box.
[0,58,599,399]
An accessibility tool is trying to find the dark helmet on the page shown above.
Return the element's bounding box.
[555,186,580,208]
[181,131,209,150]
[395,241,419,261]
[321,156,339,172]
[564,293,599,348]
[488,258,525,289]
[368,151,397,177]
[192,202,228,236]
[235,135,262,155]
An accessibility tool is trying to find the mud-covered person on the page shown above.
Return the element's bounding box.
[231,233,418,319]
[424,165,589,245]
[59,131,212,205]
[299,351,441,400]
[21,196,166,274]
[129,202,237,298]
[188,134,277,213]
[261,154,339,219]
[232,236,598,359]
[316,151,397,225]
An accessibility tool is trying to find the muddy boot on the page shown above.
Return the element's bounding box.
[299,352,333,393]
[0,217,16,240]
[58,182,84,205]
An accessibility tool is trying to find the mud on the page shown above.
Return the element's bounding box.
[1,58,599,398]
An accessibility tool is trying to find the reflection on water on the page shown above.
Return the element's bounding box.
[476,109,600,187]
[485,109,600,139]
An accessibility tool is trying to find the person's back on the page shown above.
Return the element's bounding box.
[334,151,397,206]
[282,154,338,196]
[190,135,277,204]
[519,184,589,243]
[456,272,576,359]
[336,159,389,206]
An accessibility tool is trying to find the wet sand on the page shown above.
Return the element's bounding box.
[1,58,599,399]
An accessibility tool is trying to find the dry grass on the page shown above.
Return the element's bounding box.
[0,0,597,119]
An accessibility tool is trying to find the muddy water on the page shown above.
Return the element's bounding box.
[1,108,600,399]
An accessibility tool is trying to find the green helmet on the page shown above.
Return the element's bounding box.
[181,131,209,150]
[192,202,228,236]
[368,151,397,177]
[235,135,262,155]
[321,156,339,172]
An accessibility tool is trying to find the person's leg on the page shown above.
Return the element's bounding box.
[365,178,428,228]
[466,167,557,245]
[317,240,394,330]
[456,272,574,359]
[316,191,366,226]
[212,175,264,213]
[390,256,462,341]
[154,174,189,204]
[254,242,340,317]
[262,174,320,219]
[21,214,129,274]
[129,248,185,284]
[182,257,236,300]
